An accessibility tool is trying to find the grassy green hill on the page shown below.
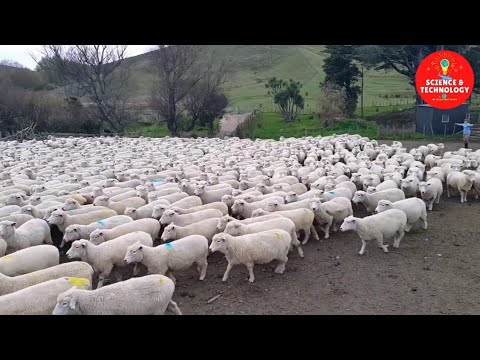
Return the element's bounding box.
[123,45,417,112]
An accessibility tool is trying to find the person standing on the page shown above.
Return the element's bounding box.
[455,119,474,148]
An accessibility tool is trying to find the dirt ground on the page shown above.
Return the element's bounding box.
[58,140,480,315]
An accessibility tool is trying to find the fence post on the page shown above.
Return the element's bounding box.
[377,125,380,138]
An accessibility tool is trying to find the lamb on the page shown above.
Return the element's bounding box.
[446,171,476,203]
[123,199,171,220]
[52,274,181,315]
[418,178,443,211]
[93,195,146,215]
[67,232,153,288]
[161,218,219,243]
[160,208,223,227]
[352,189,406,213]
[0,245,59,276]
[0,205,22,218]
[264,198,312,212]
[210,230,291,283]
[309,197,353,239]
[0,213,34,227]
[170,202,228,216]
[375,198,427,232]
[125,236,209,282]
[0,261,94,295]
[46,208,117,234]
[231,196,285,219]
[0,277,91,315]
[194,184,233,204]
[0,219,52,252]
[224,218,303,258]
[340,209,408,255]
[63,215,134,243]
[250,208,318,244]
[89,218,161,245]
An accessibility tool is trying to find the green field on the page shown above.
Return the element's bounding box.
[123,45,416,112]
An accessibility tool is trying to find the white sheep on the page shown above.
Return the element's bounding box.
[418,178,443,211]
[67,232,153,288]
[210,230,291,283]
[231,196,285,219]
[160,193,197,207]
[340,209,408,254]
[93,195,146,215]
[170,202,228,216]
[447,171,476,203]
[264,198,312,212]
[161,218,219,243]
[194,184,232,204]
[251,208,319,243]
[225,218,304,258]
[63,215,134,243]
[0,219,52,252]
[373,179,398,192]
[0,213,34,227]
[125,236,209,282]
[52,275,181,315]
[0,244,59,276]
[0,277,91,315]
[160,209,223,227]
[123,199,170,220]
[352,189,406,213]
[309,197,353,239]
[375,198,427,232]
[318,187,353,201]
[89,218,161,245]
[0,261,94,295]
[0,238,6,257]
[0,205,22,217]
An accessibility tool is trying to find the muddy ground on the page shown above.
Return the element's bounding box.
[58,140,480,315]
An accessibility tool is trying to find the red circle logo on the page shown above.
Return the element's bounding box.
[416,50,474,109]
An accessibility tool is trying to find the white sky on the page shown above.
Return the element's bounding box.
[0,45,155,69]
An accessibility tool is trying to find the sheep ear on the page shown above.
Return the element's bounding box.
[69,297,78,310]
[81,242,87,248]
[138,246,143,250]
[11,222,16,227]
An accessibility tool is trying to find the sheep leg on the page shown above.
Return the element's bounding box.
[275,255,288,274]
[421,213,428,230]
[197,259,208,281]
[222,262,234,282]
[393,229,405,249]
[447,185,450,198]
[245,262,255,283]
[97,269,112,289]
[59,239,65,248]
[166,300,183,315]
[375,234,388,253]
[301,228,311,245]
[463,190,468,203]
[428,199,434,211]
[311,225,320,241]
[436,193,441,204]
[405,223,412,232]
[359,240,367,255]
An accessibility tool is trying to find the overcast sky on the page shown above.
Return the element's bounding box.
[0,45,155,69]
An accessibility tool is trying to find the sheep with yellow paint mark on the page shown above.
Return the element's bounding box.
[52,275,182,315]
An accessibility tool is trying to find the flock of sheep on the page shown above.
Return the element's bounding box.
[0,134,478,315]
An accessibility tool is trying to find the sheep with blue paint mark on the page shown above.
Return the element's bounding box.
[89,218,160,245]
[67,231,153,288]
[125,235,209,282]
[63,215,134,243]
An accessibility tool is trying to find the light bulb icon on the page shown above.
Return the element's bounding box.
[440,59,450,75]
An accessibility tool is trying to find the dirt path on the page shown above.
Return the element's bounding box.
[218,113,252,138]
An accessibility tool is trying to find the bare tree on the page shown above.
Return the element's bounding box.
[318,82,348,128]
[36,45,132,132]
[150,45,228,136]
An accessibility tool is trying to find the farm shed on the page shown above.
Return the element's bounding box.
[415,103,470,136]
